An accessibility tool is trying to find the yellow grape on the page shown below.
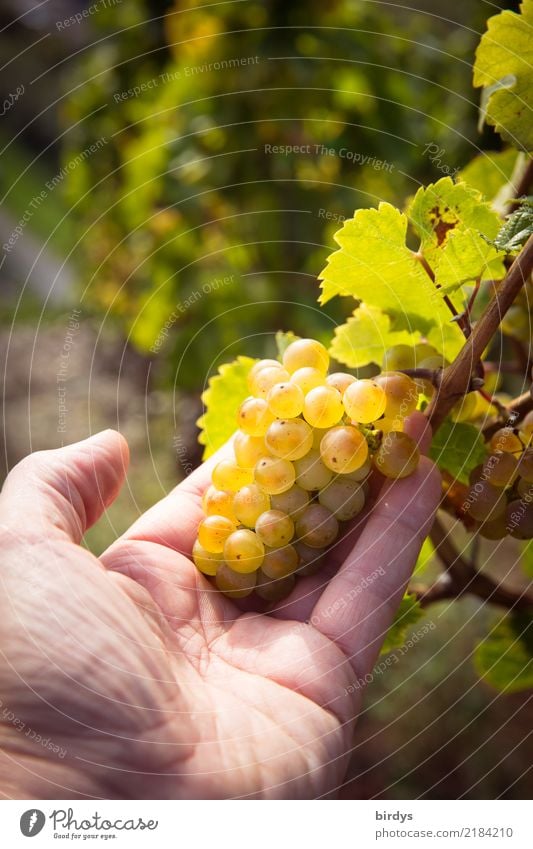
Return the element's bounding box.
[377,416,404,434]
[374,431,419,479]
[192,540,222,576]
[255,509,295,547]
[270,485,310,518]
[303,385,344,428]
[215,563,256,598]
[320,425,369,474]
[261,544,299,579]
[382,344,416,371]
[255,456,296,494]
[482,452,518,488]
[223,529,265,573]
[282,338,329,375]
[318,479,365,521]
[467,481,507,522]
[490,427,523,455]
[233,483,271,527]
[374,371,418,419]
[237,396,275,436]
[290,367,326,394]
[293,449,334,491]
[326,372,356,394]
[267,381,305,418]
[248,359,282,390]
[295,541,326,576]
[251,366,291,398]
[198,515,236,553]
[343,379,387,423]
[295,504,339,548]
[233,431,266,470]
[255,570,296,601]
[203,485,238,522]
[212,458,253,492]
[265,417,313,461]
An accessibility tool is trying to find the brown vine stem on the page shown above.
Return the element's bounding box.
[410,516,533,611]
[427,233,533,431]
[482,388,533,440]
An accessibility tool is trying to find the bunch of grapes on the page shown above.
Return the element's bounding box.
[192,338,422,602]
[465,415,533,540]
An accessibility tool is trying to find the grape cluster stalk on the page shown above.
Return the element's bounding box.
[192,338,423,602]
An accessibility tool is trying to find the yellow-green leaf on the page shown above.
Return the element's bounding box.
[197,356,256,459]
[329,304,421,368]
[380,592,423,655]
[430,419,487,485]
[474,613,533,693]
[459,149,519,200]
[434,228,506,295]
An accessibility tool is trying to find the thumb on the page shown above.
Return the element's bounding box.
[0,430,129,543]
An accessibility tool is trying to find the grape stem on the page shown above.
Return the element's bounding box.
[482,388,533,440]
[427,233,533,431]
[410,517,533,611]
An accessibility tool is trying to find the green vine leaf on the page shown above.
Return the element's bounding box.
[329,304,421,368]
[197,356,256,459]
[459,149,519,201]
[429,419,487,485]
[380,592,423,655]
[434,228,506,295]
[490,199,533,253]
[474,612,533,693]
[414,535,435,576]
[473,0,533,150]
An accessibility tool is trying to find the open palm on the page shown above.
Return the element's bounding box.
[0,423,439,799]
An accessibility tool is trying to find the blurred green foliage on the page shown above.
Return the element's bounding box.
[60,0,495,388]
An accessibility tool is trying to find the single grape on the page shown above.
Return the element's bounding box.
[265,417,313,461]
[261,544,299,579]
[282,338,329,375]
[374,431,419,479]
[255,509,295,547]
[247,359,282,391]
[303,385,344,428]
[290,367,326,395]
[223,529,265,573]
[233,431,266,470]
[318,479,365,521]
[295,541,326,576]
[192,540,223,576]
[482,452,518,488]
[467,480,507,522]
[267,381,305,418]
[294,449,334,491]
[255,570,296,601]
[212,458,253,492]
[250,366,291,399]
[254,456,296,494]
[374,371,418,419]
[271,485,310,518]
[343,379,387,423]
[507,499,533,539]
[518,448,533,482]
[382,344,416,371]
[202,485,238,522]
[237,396,275,436]
[476,516,509,540]
[233,483,271,527]
[198,515,236,553]
[295,504,339,548]
[320,425,369,474]
[417,355,446,370]
[326,372,356,394]
[490,427,523,455]
[215,563,256,598]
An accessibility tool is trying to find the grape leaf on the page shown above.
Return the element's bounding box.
[473,1,533,151]
[329,304,421,368]
[414,535,435,576]
[474,612,533,693]
[459,149,519,200]
[434,228,506,295]
[430,419,487,485]
[319,202,464,357]
[275,330,299,357]
[197,356,256,459]
[380,592,423,655]
[490,199,533,253]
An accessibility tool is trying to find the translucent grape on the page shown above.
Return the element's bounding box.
[507,499,533,539]
[295,504,339,548]
[233,431,266,470]
[320,426,369,474]
[255,570,296,601]
[271,485,310,518]
[303,385,344,428]
[382,344,416,371]
[374,371,418,419]
[294,449,334,491]
[247,358,282,391]
[261,544,299,579]
[295,541,326,576]
[290,367,326,395]
[255,509,295,547]
[202,485,238,522]
[482,452,518,488]
[233,483,271,527]
[318,479,365,521]
[198,515,236,553]
[237,396,275,436]
[490,427,522,455]
[374,431,419,479]
[267,381,305,418]
[282,338,329,375]
[265,417,313,461]
[250,366,291,399]
[223,529,265,573]
[343,379,387,423]
[215,564,256,598]
[212,458,253,492]
[192,540,222,576]
[467,481,507,522]
[417,355,445,370]
[326,372,356,394]
[254,456,296,494]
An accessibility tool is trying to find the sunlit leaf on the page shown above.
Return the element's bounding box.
[329,304,421,368]
[197,356,256,459]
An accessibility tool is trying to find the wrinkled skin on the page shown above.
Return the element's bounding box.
[0,416,439,799]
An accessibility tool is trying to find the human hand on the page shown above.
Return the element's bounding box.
[0,416,440,799]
